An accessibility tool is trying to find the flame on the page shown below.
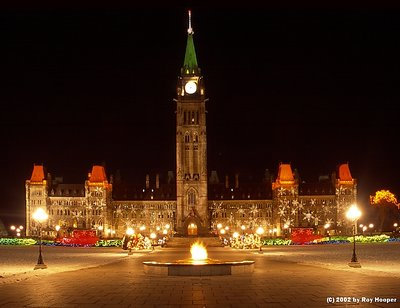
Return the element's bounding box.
[190,241,208,261]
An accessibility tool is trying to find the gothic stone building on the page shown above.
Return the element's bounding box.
[25,12,357,238]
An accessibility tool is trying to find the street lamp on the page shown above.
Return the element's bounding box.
[150,232,156,250]
[97,225,103,238]
[283,224,289,239]
[324,223,331,240]
[32,208,48,270]
[362,226,367,234]
[368,223,374,236]
[256,226,265,253]
[126,227,135,255]
[55,225,61,238]
[346,204,362,268]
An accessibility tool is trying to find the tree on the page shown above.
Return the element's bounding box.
[370,190,400,232]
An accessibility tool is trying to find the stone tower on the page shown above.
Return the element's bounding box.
[175,10,209,236]
[25,164,48,236]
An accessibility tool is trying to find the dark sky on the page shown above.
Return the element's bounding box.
[1,2,399,226]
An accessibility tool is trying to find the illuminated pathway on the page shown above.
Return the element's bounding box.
[0,244,399,307]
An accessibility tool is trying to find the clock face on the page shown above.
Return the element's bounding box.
[184,81,197,94]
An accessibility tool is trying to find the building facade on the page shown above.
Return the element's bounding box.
[25,12,357,238]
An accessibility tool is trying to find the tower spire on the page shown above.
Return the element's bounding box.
[182,9,198,75]
[188,10,193,34]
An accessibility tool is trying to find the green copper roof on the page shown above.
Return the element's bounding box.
[182,33,198,74]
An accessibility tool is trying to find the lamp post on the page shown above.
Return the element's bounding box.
[126,227,135,255]
[97,225,103,238]
[32,208,48,270]
[165,223,171,238]
[55,225,61,238]
[362,226,367,235]
[324,223,331,240]
[283,224,289,239]
[346,204,362,268]
[240,225,246,240]
[219,228,226,246]
[256,226,265,253]
[368,223,374,236]
[150,232,156,251]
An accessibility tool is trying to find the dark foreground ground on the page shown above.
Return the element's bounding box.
[0,244,399,307]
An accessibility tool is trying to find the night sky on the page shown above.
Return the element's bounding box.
[1,2,399,227]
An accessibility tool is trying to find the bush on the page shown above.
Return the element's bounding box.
[95,239,122,247]
[262,238,292,246]
[0,238,37,245]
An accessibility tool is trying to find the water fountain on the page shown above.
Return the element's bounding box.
[143,241,255,276]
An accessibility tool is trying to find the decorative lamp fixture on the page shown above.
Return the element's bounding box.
[32,208,48,270]
[346,204,362,268]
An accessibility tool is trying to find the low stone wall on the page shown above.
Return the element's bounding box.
[143,260,254,276]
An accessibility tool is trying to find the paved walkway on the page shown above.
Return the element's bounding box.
[0,247,399,307]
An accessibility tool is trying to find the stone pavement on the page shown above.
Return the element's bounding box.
[0,246,399,308]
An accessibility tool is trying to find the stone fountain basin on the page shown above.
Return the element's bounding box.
[143,258,255,276]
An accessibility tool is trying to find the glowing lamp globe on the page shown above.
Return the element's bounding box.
[32,208,48,223]
[346,204,361,221]
[256,227,265,236]
[126,228,135,236]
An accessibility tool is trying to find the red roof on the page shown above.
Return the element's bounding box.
[277,163,294,183]
[89,165,107,183]
[30,165,45,182]
[338,163,353,181]
[272,163,295,189]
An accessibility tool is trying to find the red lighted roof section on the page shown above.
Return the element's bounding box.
[30,165,45,182]
[338,163,353,181]
[89,165,107,182]
[277,163,294,182]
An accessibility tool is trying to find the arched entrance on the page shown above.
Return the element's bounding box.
[187,223,198,236]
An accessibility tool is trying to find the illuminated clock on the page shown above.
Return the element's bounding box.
[184,81,197,94]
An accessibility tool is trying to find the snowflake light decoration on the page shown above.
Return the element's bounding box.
[283,218,293,227]
[278,207,286,217]
[278,187,285,196]
[303,212,314,222]
[249,205,258,216]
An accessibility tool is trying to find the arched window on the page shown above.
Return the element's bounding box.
[188,190,197,206]
[184,133,190,143]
